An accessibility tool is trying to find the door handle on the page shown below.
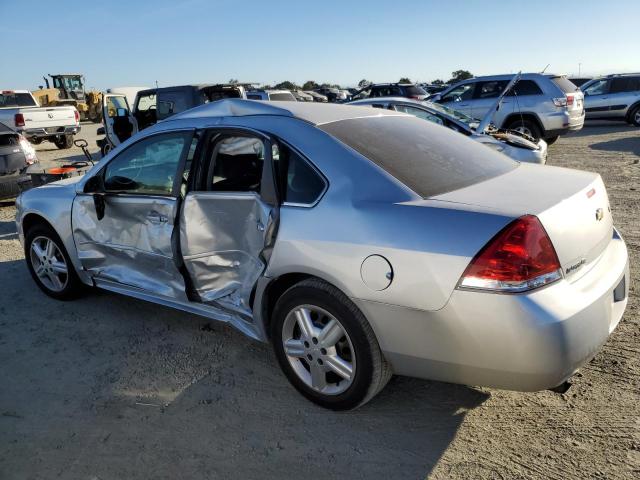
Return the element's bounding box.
[147,212,168,224]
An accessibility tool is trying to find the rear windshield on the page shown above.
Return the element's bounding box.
[319,115,516,198]
[0,92,37,108]
[269,93,296,101]
[550,76,579,93]
[403,85,427,96]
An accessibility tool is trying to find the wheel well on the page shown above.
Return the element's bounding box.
[261,272,324,339]
[21,213,53,236]
[501,113,544,134]
[626,101,640,120]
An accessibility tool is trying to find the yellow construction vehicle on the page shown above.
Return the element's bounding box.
[32,74,103,123]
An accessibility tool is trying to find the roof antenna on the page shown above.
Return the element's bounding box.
[155,80,159,88]
[541,64,550,74]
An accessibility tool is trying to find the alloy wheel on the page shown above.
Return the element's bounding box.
[282,304,356,395]
[30,236,69,292]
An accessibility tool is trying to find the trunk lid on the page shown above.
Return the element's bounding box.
[433,163,613,282]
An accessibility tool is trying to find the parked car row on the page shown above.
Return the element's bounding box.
[0,121,38,199]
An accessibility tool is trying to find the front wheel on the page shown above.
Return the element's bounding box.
[54,134,74,149]
[271,278,391,410]
[24,224,84,300]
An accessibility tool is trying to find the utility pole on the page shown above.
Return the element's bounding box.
[578,63,582,77]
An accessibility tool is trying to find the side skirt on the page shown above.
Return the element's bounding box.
[94,277,265,341]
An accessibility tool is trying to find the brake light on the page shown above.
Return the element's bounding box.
[458,215,562,293]
[74,109,79,123]
[15,113,25,127]
[566,94,574,106]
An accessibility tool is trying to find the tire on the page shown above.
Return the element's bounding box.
[505,118,542,141]
[30,137,43,145]
[54,134,74,149]
[100,142,112,158]
[24,224,84,300]
[629,105,640,127]
[271,278,391,410]
[545,135,559,145]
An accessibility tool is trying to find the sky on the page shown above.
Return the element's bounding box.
[1,0,638,90]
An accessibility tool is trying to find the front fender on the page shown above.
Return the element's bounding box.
[16,181,92,286]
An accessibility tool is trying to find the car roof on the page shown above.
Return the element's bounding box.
[170,98,405,126]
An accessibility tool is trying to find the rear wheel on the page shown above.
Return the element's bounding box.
[505,118,542,141]
[29,137,43,145]
[629,105,640,127]
[24,224,83,300]
[271,278,391,410]
[54,134,74,149]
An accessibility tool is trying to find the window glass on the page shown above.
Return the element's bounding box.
[583,79,608,96]
[475,81,509,99]
[507,80,543,96]
[269,92,296,101]
[394,105,444,125]
[610,78,640,93]
[551,76,579,93]
[440,83,475,103]
[136,93,156,111]
[320,115,516,198]
[104,132,190,195]
[272,143,325,205]
[0,92,37,108]
[106,96,129,118]
[209,136,264,193]
[157,92,189,120]
[247,94,263,100]
[403,85,427,96]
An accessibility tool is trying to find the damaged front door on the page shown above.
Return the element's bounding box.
[72,130,195,299]
[180,132,278,318]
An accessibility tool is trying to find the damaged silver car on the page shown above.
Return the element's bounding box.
[16,100,629,410]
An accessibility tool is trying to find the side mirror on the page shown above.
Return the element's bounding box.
[84,172,104,194]
[96,126,105,135]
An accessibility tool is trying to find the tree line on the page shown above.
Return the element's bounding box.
[228,70,473,91]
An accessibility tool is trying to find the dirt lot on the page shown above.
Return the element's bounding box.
[0,122,638,479]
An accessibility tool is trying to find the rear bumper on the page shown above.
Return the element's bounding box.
[543,110,585,137]
[354,231,629,391]
[23,125,81,139]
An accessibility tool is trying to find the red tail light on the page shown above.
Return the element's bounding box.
[458,215,562,293]
[15,113,25,127]
[566,94,574,106]
[74,110,79,123]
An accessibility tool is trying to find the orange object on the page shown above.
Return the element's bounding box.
[47,167,76,175]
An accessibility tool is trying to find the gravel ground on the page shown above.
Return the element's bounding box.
[0,122,638,479]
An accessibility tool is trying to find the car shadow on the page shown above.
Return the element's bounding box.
[0,254,489,480]
[589,137,640,156]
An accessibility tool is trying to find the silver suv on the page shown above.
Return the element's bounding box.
[580,73,640,126]
[431,73,585,144]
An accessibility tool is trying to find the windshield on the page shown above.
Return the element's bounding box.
[404,85,427,96]
[319,115,516,198]
[0,92,37,108]
[423,101,479,128]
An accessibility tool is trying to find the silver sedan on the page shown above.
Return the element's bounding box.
[15,100,629,410]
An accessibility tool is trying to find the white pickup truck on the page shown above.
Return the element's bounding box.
[0,90,81,149]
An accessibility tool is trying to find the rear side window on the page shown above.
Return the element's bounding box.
[0,93,37,108]
[273,143,326,205]
[507,80,543,96]
[319,116,516,198]
[550,76,579,93]
[247,94,263,100]
[609,77,640,93]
